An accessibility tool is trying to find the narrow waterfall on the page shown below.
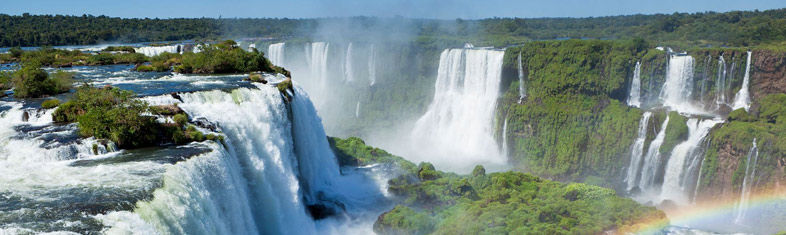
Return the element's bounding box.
[308,42,330,105]
[355,102,360,118]
[732,51,753,111]
[661,55,699,114]
[625,111,652,191]
[659,119,722,204]
[639,115,670,192]
[344,43,354,82]
[715,55,728,109]
[628,61,642,108]
[409,48,506,172]
[368,44,377,86]
[501,115,509,157]
[517,52,526,102]
[136,45,180,57]
[735,138,759,223]
[268,43,286,66]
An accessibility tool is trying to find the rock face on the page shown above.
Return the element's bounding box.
[751,50,786,101]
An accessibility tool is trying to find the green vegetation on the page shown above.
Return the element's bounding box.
[329,137,667,235]
[103,46,136,53]
[660,112,689,155]
[10,64,72,98]
[175,40,289,75]
[41,99,60,109]
[0,71,11,90]
[3,47,148,67]
[500,40,649,181]
[52,86,214,148]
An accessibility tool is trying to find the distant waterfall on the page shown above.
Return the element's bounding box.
[368,44,377,86]
[344,43,355,82]
[501,116,509,157]
[248,43,256,52]
[136,45,180,57]
[628,62,642,108]
[308,42,330,104]
[625,112,652,191]
[659,118,722,204]
[732,51,753,111]
[517,52,526,102]
[355,102,360,118]
[639,115,670,192]
[735,138,759,223]
[661,55,699,114]
[268,43,286,66]
[409,48,506,172]
[715,55,728,109]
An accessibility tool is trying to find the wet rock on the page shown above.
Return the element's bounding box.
[153,104,183,116]
[170,92,183,102]
[22,111,29,122]
[192,117,219,132]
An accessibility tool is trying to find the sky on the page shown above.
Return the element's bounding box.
[1,0,784,19]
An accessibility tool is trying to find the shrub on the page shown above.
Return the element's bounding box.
[41,99,60,109]
[12,64,72,98]
[173,113,188,126]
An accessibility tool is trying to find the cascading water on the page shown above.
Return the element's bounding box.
[659,118,722,204]
[638,116,670,193]
[732,51,753,111]
[501,115,509,157]
[517,52,526,102]
[735,138,759,223]
[409,48,506,172]
[355,102,360,118]
[268,43,286,66]
[661,55,700,114]
[628,61,642,108]
[344,43,354,82]
[715,55,728,109]
[136,45,181,57]
[625,111,652,191]
[248,43,256,52]
[368,44,376,86]
[306,42,330,107]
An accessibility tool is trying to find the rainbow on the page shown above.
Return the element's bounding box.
[632,189,786,234]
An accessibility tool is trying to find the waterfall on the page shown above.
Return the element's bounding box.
[409,48,506,172]
[661,55,700,114]
[639,115,670,192]
[715,55,728,109]
[102,85,387,234]
[248,43,256,52]
[501,115,509,157]
[517,52,526,102]
[659,118,722,204]
[368,44,377,86]
[625,112,652,191]
[628,61,642,108]
[307,42,330,106]
[735,138,759,223]
[732,51,753,111]
[344,43,354,82]
[136,45,180,57]
[355,102,360,118]
[268,43,286,66]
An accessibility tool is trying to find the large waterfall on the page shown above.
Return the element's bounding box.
[306,42,330,106]
[732,51,753,111]
[409,48,506,172]
[625,111,652,191]
[268,43,286,66]
[344,43,355,82]
[136,45,181,57]
[628,61,642,108]
[368,44,377,86]
[659,118,722,204]
[661,55,700,114]
[735,138,759,223]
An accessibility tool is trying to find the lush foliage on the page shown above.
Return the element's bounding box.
[174,40,289,75]
[328,137,667,234]
[41,99,60,109]
[10,64,72,98]
[3,47,148,67]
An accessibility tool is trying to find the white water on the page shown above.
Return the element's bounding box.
[732,51,753,111]
[625,112,652,191]
[715,55,728,109]
[248,43,256,52]
[517,52,526,102]
[409,48,506,173]
[501,116,509,157]
[638,115,670,193]
[307,42,330,107]
[268,43,286,66]
[735,138,759,223]
[102,86,389,234]
[661,55,703,114]
[344,43,354,82]
[628,61,642,108]
[355,102,360,118]
[659,118,722,204]
[368,44,376,86]
[136,45,180,57]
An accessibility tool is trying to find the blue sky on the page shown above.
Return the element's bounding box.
[1,0,784,19]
